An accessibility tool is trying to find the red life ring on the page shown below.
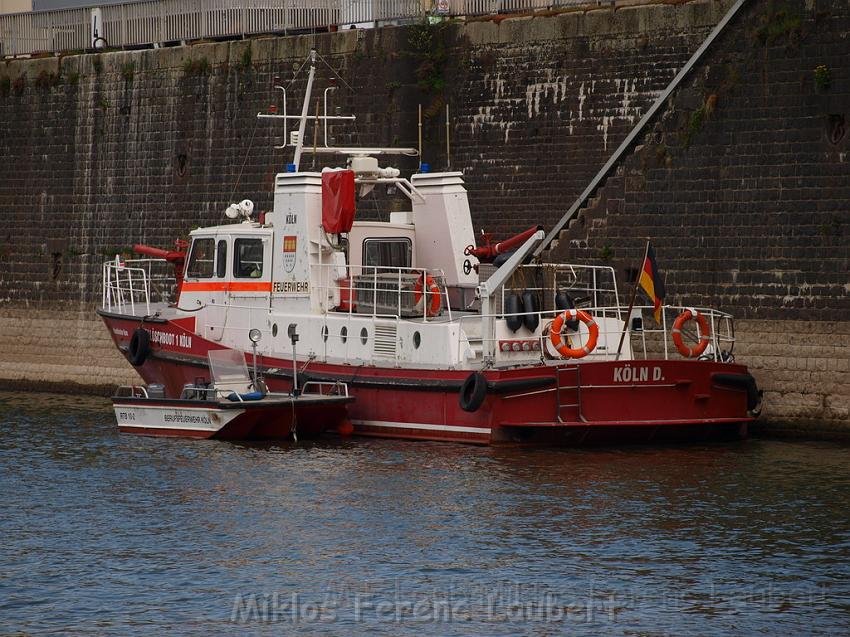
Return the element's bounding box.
[549,309,598,358]
[413,274,442,317]
[672,309,711,358]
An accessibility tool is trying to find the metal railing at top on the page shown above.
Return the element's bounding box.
[493,262,622,316]
[2,0,597,57]
[102,256,176,315]
[455,304,737,366]
[311,262,452,323]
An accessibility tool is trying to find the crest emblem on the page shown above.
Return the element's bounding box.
[283,235,297,273]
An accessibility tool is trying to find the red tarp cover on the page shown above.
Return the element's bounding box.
[321,170,356,234]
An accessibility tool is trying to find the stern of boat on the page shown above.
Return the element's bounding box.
[486,359,758,445]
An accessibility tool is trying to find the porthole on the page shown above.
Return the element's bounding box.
[413,331,421,349]
[340,327,348,343]
[360,328,368,344]
[272,323,278,337]
[321,326,329,342]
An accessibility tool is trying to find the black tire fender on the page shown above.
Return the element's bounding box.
[128,328,151,367]
[712,373,761,413]
[459,372,488,412]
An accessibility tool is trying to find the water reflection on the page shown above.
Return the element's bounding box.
[0,391,848,635]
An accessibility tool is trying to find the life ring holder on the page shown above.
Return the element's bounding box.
[413,273,442,317]
[549,309,598,359]
[672,309,711,358]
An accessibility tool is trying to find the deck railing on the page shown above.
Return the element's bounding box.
[102,256,176,315]
[312,262,452,322]
[455,304,737,366]
[2,0,597,57]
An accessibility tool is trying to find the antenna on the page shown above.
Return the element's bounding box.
[292,49,317,171]
[445,103,451,170]
[418,104,423,170]
[256,50,417,166]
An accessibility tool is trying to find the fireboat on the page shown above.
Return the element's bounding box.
[97,50,760,444]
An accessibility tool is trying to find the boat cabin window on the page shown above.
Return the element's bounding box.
[234,238,264,278]
[363,238,412,271]
[215,240,227,278]
[186,238,215,279]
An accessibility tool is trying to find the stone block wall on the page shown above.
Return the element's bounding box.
[0,0,847,432]
[0,309,137,394]
[546,0,850,431]
[736,320,849,436]
[0,1,728,307]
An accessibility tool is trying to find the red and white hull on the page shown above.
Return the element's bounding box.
[101,312,756,445]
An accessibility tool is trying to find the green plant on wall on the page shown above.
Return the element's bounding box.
[120,61,135,83]
[238,45,252,71]
[0,76,10,97]
[183,57,211,76]
[93,56,103,74]
[34,70,59,90]
[683,105,706,147]
[818,215,842,237]
[682,92,718,148]
[755,5,802,45]
[406,21,449,119]
[814,64,831,92]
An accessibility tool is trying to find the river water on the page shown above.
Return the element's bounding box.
[1,391,848,636]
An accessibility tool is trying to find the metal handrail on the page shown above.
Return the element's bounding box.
[115,384,149,398]
[102,259,151,315]
[101,256,176,315]
[310,262,452,323]
[301,380,349,397]
[494,262,622,316]
[534,0,751,257]
[3,0,601,57]
[455,304,736,366]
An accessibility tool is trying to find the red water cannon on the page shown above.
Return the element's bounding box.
[133,239,189,295]
[464,225,543,263]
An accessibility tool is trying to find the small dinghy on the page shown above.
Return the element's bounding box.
[112,349,352,440]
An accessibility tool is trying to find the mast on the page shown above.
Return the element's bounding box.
[256,49,418,176]
[292,49,317,171]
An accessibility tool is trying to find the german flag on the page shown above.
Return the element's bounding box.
[638,243,665,323]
